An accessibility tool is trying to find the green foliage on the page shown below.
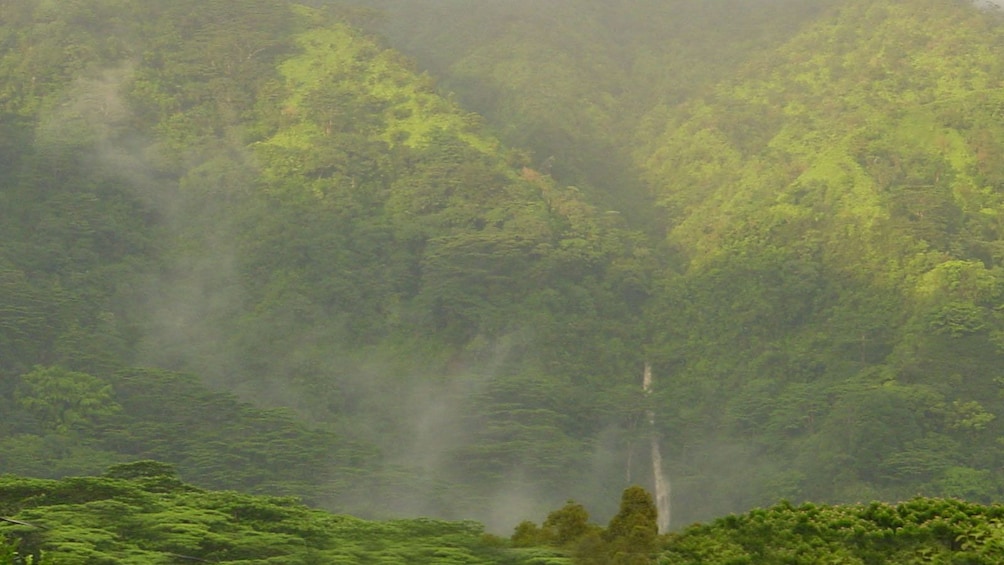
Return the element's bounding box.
[0,469,540,564]
[0,536,53,565]
[7,0,1004,539]
[366,0,831,226]
[3,0,654,529]
[661,498,1004,564]
[511,521,548,548]
[513,487,664,565]
[15,367,120,433]
[599,486,659,564]
[0,366,353,506]
[543,502,592,548]
[626,0,1004,521]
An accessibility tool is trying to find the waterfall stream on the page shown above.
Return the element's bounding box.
[643,362,671,533]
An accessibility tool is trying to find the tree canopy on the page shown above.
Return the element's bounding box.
[4,0,1004,538]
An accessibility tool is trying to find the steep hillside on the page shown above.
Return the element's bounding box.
[361,0,1004,525]
[0,0,650,528]
[5,0,1004,538]
[131,3,651,526]
[360,0,836,226]
[637,0,1004,518]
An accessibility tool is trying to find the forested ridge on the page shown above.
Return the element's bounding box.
[7,467,1004,563]
[4,0,1004,561]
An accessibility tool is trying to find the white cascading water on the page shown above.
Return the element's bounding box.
[643,362,671,533]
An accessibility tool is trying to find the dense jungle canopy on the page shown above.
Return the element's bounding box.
[3,0,1004,561]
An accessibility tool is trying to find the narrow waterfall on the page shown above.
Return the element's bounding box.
[643,362,671,533]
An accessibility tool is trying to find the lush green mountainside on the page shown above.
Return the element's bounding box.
[361,0,1004,524]
[0,0,648,528]
[5,0,1004,541]
[359,0,836,226]
[637,0,1004,518]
